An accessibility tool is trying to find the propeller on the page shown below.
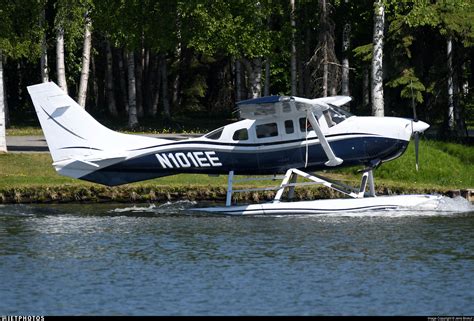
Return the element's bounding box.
[410,80,428,171]
[411,92,420,171]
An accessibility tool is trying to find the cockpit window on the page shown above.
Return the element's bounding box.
[205,127,224,140]
[233,128,249,141]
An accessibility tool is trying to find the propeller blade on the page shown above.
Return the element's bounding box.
[410,79,418,122]
[412,99,418,123]
[414,131,420,171]
[410,82,422,172]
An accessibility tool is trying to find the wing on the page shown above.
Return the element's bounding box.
[236,95,352,120]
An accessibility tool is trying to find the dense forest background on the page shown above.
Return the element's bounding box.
[0,0,473,142]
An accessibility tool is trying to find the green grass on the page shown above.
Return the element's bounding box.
[1,139,472,193]
[6,126,44,136]
[0,139,471,205]
[0,153,220,188]
[6,109,237,136]
[337,139,474,190]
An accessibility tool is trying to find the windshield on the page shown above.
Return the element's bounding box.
[330,105,353,118]
[323,105,353,127]
[328,105,353,124]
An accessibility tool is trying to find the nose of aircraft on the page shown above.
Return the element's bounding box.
[411,120,430,133]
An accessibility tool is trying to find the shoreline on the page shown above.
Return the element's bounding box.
[2,140,473,205]
[1,184,471,204]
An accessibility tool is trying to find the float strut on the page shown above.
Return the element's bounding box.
[226,171,234,207]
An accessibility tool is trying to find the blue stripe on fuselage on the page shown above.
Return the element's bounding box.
[80,136,409,186]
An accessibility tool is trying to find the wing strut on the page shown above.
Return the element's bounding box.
[306,110,343,167]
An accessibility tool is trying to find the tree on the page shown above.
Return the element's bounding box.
[290,0,297,96]
[126,50,138,128]
[182,0,273,100]
[40,6,49,83]
[105,39,118,116]
[0,50,6,153]
[0,0,42,152]
[55,16,67,93]
[93,0,144,127]
[309,0,340,97]
[77,12,92,108]
[341,0,351,98]
[371,0,385,116]
[401,0,474,137]
[160,54,170,118]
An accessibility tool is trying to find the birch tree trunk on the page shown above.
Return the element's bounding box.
[453,61,466,137]
[77,16,92,108]
[160,54,170,119]
[264,58,270,96]
[127,50,139,128]
[447,36,454,130]
[171,59,181,110]
[363,68,370,108]
[303,29,311,97]
[135,48,144,118]
[0,49,7,153]
[172,8,183,110]
[118,49,128,112]
[235,59,242,102]
[371,0,384,116]
[56,26,68,94]
[143,49,152,114]
[341,58,350,95]
[450,41,467,137]
[242,58,262,99]
[40,9,49,83]
[4,65,9,128]
[0,51,6,153]
[91,52,99,108]
[151,54,161,117]
[290,0,297,96]
[322,0,328,97]
[341,0,351,99]
[105,40,118,117]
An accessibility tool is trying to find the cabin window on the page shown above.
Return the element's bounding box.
[299,117,313,132]
[256,123,278,138]
[232,128,249,141]
[205,127,223,140]
[285,120,294,134]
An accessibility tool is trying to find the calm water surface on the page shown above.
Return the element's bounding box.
[0,198,473,316]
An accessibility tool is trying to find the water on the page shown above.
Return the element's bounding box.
[0,197,473,316]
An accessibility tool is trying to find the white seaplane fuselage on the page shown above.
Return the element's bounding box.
[27,82,439,215]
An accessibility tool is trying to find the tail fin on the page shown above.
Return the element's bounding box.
[27,82,167,178]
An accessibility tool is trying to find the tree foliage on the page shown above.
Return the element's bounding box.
[0,0,472,139]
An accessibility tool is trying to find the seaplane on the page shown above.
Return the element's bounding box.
[27,81,440,215]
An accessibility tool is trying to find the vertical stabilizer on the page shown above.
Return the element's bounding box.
[27,82,168,178]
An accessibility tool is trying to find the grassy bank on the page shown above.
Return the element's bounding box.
[0,140,472,204]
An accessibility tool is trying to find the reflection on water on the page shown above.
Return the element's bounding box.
[0,198,473,316]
